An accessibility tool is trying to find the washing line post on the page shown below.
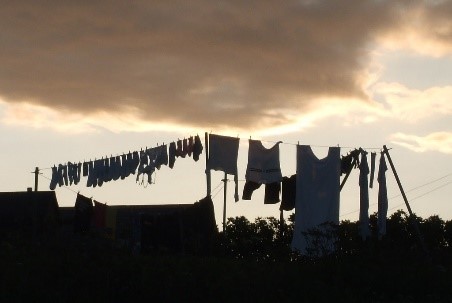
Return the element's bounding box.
[383,145,429,259]
[205,132,211,196]
[222,173,227,233]
[34,167,39,192]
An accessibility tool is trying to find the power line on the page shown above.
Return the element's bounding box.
[340,172,452,217]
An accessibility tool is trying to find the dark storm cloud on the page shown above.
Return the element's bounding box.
[0,0,444,130]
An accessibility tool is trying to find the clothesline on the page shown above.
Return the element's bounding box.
[339,172,452,217]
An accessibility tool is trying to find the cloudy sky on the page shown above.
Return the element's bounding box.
[1,0,451,224]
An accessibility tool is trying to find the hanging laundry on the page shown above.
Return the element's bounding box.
[176,139,183,157]
[169,142,177,168]
[86,161,95,187]
[280,174,296,211]
[187,136,194,157]
[137,150,154,184]
[120,154,128,179]
[49,165,58,190]
[92,200,107,229]
[193,135,203,162]
[264,182,281,204]
[74,194,93,234]
[245,140,282,184]
[207,134,240,202]
[181,138,188,158]
[369,152,376,188]
[340,149,360,176]
[82,161,89,177]
[242,181,280,204]
[292,146,341,256]
[378,152,388,239]
[359,151,371,240]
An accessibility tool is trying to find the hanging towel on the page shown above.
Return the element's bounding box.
[378,152,388,238]
[291,145,341,256]
[207,134,240,202]
[359,151,371,240]
[169,142,177,168]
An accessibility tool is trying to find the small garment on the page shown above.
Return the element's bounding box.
[242,181,261,200]
[193,135,203,162]
[359,151,371,240]
[73,163,82,185]
[242,181,280,204]
[187,136,194,157]
[369,152,376,188]
[207,134,240,202]
[82,162,89,177]
[264,182,280,204]
[378,152,388,238]
[280,175,296,211]
[182,138,188,158]
[245,140,282,184]
[292,145,341,256]
[86,161,95,187]
[176,140,183,157]
[74,194,94,234]
[49,165,58,190]
[169,142,177,168]
[120,154,128,179]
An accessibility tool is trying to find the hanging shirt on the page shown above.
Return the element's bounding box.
[207,134,240,202]
[291,145,341,256]
[245,140,282,184]
[169,142,177,168]
[359,151,371,240]
[378,152,388,238]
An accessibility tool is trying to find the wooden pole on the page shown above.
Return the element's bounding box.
[383,145,430,258]
[222,173,227,233]
[205,132,211,196]
[340,158,356,191]
[34,167,39,191]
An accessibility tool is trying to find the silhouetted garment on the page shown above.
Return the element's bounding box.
[292,146,341,255]
[82,162,89,177]
[49,165,58,190]
[176,140,183,157]
[245,140,282,184]
[169,142,177,168]
[242,181,281,204]
[280,175,296,211]
[242,181,261,200]
[193,135,203,162]
[369,152,376,188]
[378,152,388,238]
[187,136,194,156]
[208,134,240,202]
[92,200,107,229]
[74,194,93,234]
[182,138,188,158]
[359,151,371,240]
[264,182,280,204]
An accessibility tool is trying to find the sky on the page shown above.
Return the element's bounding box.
[0,0,451,226]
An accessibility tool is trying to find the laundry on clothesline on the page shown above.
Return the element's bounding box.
[49,134,203,189]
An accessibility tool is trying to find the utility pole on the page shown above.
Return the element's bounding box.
[34,167,39,191]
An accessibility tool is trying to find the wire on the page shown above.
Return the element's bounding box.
[387,181,452,212]
[339,172,452,217]
[212,184,224,199]
[38,173,80,195]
